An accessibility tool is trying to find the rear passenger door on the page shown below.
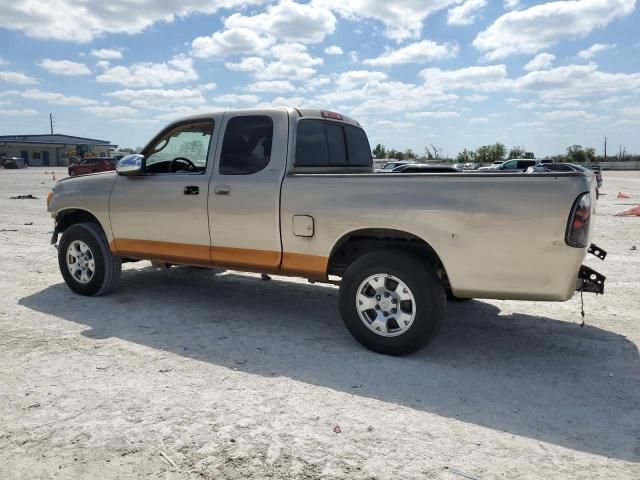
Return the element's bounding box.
[208,110,288,271]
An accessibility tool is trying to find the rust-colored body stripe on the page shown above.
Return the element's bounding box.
[281,252,328,279]
[112,238,212,267]
[211,246,281,272]
[110,239,327,278]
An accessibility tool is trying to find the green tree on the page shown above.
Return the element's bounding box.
[372,144,386,159]
[566,145,596,163]
[508,146,526,159]
[474,143,506,164]
[404,148,417,159]
[456,148,475,163]
[522,151,535,159]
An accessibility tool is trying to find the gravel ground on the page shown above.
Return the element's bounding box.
[0,167,638,480]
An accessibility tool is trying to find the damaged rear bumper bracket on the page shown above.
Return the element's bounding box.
[577,265,606,295]
[588,243,607,260]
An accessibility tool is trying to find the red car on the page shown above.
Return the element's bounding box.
[68,157,117,176]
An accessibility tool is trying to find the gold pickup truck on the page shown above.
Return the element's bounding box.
[47,108,605,355]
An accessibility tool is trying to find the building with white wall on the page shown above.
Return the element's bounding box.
[0,134,117,166]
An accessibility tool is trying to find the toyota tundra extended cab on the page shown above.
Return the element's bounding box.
[47,108,606,355]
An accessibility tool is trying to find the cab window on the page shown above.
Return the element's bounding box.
[219,116,273,175]
[295,119,372,168]
[144,121,214,174]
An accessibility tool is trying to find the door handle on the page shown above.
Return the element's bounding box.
[184,185,199,195]
[214,185,230,195]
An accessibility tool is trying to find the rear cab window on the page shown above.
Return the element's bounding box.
[294,119,372,172]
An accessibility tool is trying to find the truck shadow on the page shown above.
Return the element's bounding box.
[19,266,640,461]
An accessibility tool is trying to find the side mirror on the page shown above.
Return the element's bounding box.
[116,154,144,175]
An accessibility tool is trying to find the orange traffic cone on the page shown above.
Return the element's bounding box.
[617,192,632,199]
[614,205,640,216]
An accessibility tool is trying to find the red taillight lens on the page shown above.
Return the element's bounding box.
[566,192,591,247]
[321,110,343,120]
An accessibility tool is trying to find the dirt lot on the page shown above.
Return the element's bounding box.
[0,167,638,479]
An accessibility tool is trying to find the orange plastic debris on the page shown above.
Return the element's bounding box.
[617,192,632,199]
[614,205,640,216]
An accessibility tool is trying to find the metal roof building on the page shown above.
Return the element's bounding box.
[0,134,117,166]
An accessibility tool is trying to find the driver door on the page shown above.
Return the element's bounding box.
[109,117,220,266]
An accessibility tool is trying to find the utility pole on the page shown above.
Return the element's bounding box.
[49,113,54,134]
[603,136,607,161]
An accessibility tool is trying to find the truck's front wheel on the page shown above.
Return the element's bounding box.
[339,250,446,355]
[58,222,122,296]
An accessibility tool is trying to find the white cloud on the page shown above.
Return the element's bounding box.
[0,71,38,84]
[192,28,275,58]
[96,54,198,87]
[0,58,8,66]
[90,48,123,59]
[447,0,487,26]
[420,65,511,91]
[4,89,99,106]
[226,44,323,81]
[503,0,520,9]
[539,110,597,121]
[468,117,489,124]
[0,108,38,116]
[38,59,91,76]
[225,57,266,72]
[192,0,335,58]
[82,105,138,118]
[464,94,488,102]
[363,40,459,66]
[0,0,267,42]
[223,0,336,44]
[324,45,343,55]
[105,87,211,110]
[515,62,640,100]
[406,111,460,119]
[523,52,555,71]
[325,1,461,42]
[576,43,616,60]
[96,60,110,69]
[213,94,260,104]
[247,80,296,92]
[473,0,635,60]
[336,70,388,90]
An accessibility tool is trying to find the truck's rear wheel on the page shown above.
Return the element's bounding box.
[58,222,122,296]
[339,250,446,355]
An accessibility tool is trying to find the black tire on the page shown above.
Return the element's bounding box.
[68,169,76,177]
[58,222,122,296]
[339,249,446,356]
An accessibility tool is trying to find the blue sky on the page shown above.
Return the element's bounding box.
[0,0,639,157]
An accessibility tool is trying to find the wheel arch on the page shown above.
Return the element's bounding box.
[56,208,104,234]
[327,228,449,283]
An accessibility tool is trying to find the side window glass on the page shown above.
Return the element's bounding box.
[219,116,273,175]
[294,120,329,167]
[145,121,213,174]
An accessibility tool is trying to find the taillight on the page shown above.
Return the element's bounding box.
[566,192,591,247]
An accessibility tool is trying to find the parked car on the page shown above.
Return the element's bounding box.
[527,162,602,197]
[478,159,538,172]
[47,107,604,355]
[391,164,462,173]
[2,157,27,169]
[68,157,116,176]
[376,160,413,172]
